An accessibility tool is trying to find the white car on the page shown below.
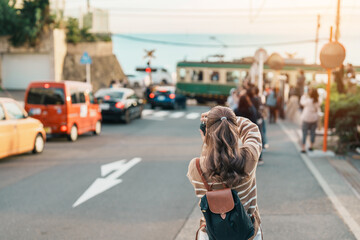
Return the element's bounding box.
[126,74,146,88]
[135,66,173,86]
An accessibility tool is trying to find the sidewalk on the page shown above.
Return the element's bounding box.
[176,120,360,240]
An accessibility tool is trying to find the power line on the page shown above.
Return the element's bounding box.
[114,34,328,48]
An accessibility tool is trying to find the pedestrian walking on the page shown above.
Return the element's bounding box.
[187,106,263,240]
[250,87,265,165]
[266,88,278,124]
[227,88,239,111]
[300,88,320,153]
[296,70,305,99]
[285,86,301,124]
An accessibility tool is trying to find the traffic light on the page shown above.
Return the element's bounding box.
[145,67,151,73]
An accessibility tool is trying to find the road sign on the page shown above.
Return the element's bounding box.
[73,158,142,208]
[80,52,92,65]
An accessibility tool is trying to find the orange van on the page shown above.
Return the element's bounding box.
[24,81,102,141]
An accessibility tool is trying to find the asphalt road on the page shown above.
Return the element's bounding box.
[0,106,208,240]
[0,105,358,240]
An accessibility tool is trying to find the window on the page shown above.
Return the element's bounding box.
[79,92,86,103]
[191,70,203,82]
[226,71,240,83]
[27,88,65,105]
[3,102,25,119]
[71,91,78,104]
[95,89,124,99]
[89,92,95,104]
[179,68,186,81]
[210,71,219,82]
[0,105,5,120]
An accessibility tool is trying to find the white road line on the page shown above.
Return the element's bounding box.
[169,112,185,118]
[278,121,360,239]
[142,109,154,116]
[186,112,200,120]
[153,111,170,118]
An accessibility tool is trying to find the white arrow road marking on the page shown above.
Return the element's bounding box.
[73,158,142,208]
[186,112,200,119]
[101,159,126,177]
[169,112,185,118]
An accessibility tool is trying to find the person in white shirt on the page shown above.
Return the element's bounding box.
[300,88,320,153]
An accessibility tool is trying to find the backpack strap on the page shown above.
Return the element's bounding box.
[196,158,211,191]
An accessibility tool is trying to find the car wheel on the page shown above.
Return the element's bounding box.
[93,121,101,135]
[124,111,131,124]
[32,134,44,154]
[137,106,143,119]
[67,125,78,142]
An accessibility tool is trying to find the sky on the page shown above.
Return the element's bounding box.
[63,0,360,37]
[62,0,360,72]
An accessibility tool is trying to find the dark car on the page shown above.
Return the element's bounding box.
[95,88,143,123]
[149,86,186,109]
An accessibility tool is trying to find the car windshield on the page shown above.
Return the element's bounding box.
[95,90,124,99]
[27,88,65,105]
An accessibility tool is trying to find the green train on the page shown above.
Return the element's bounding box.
[175,60,359,104]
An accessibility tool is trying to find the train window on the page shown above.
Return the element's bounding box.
[179,68,186,81]
[191,70,203,82]
[210,71,219,82]
[226,71,240,83]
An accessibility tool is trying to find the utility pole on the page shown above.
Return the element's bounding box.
[314,14,321,64]
[87,0,90,13]
[335,0,341,41]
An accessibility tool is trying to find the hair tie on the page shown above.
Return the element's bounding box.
[221,117,227,121]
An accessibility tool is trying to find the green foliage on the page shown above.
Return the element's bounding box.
[328,92,360,153]
[0,0,17,36]
[65,17,81,43]
[66,17,111,44]
[0,0,54,47]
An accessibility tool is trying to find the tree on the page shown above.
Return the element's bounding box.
[0,0,17,36]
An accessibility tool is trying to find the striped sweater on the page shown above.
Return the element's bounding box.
[187,117,262,239]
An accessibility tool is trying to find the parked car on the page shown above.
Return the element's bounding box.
[95,88,143,123]
[24,81,102,142]
[149,86,187,110]
[0,98,46,159]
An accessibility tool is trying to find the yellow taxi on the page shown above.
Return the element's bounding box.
[0,98,46,159]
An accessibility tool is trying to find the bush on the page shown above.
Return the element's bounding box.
[328,92,360,153]
[66,17,111,44]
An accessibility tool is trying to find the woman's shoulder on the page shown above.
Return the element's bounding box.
[187,157,202,182]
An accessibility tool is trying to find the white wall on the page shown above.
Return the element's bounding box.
[2,54,52,89]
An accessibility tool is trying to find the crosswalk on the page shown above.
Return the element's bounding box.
[142,109,200,121]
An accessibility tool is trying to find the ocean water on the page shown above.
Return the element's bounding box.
[112,33,360,75]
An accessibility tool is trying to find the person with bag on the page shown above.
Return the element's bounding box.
[300,88,320,153]
[187,106,263,240]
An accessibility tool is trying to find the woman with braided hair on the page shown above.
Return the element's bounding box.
[187,106,263,240]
